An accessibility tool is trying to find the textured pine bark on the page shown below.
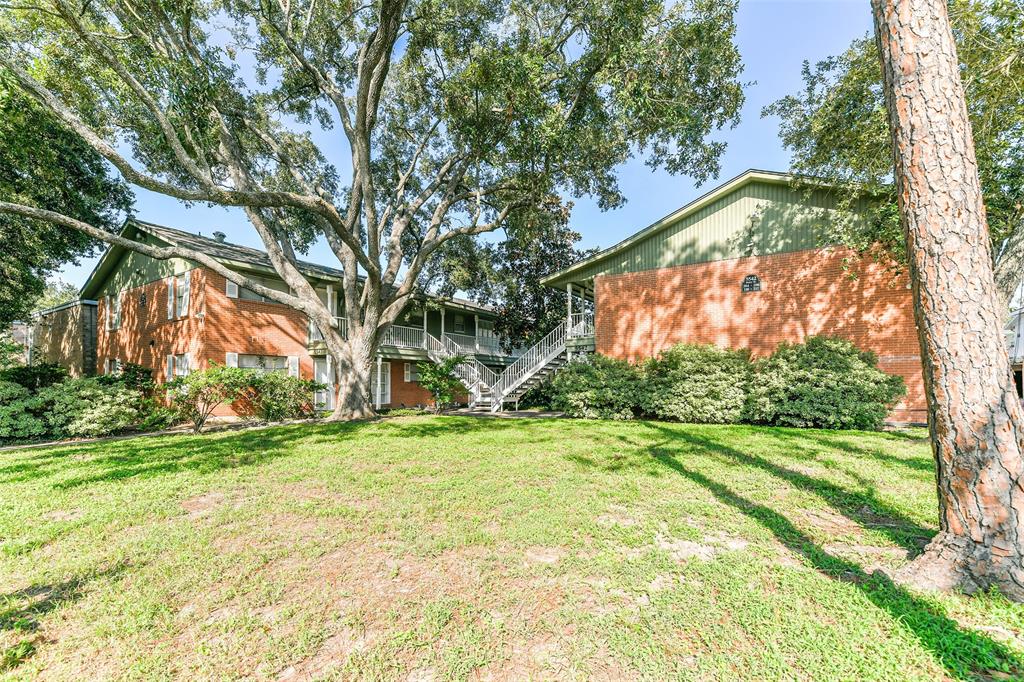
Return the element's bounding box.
[871,0,1024,600]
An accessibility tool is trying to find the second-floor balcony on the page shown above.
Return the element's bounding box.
[309,317,524,358]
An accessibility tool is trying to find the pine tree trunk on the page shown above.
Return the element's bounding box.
[872,0,1024,600]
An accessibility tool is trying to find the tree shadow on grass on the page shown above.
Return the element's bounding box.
[0,421,375,488]
[651,453,1022,681]
[0,562,129,672]
[657,427,935,553]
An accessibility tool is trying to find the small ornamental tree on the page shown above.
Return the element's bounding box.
[168,364,253,433]
[416,357,466,413]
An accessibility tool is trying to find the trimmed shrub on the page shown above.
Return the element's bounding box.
[639,344,752,423]
[0,380,46,440]
[745,336,906,430]
[0,363,67,390]
[36,378,144,438]
[550,355,640,420]
[245,372,322,421]
[168,363,253,432]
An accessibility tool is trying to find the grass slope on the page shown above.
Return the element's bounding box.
[0,417,1021,680]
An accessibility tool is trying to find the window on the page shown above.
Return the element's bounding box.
[166,272,192,318]
[453,314,466,333]
[238,354,288,374]
[167,353,190,381]
[404,362,419,383]
[107,292,122,330]
[226,280,239,298]
[175,272,190,317]
[104,358,122,375]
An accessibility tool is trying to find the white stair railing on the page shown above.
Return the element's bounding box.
[489,321,568,411]
[424,333,497,406]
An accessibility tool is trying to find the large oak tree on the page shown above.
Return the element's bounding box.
[0,0,744,418]
[872,0,1024,600]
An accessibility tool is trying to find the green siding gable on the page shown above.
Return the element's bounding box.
[94,248,195,297]
[547,175,867,287]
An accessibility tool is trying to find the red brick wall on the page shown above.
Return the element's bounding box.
[388,359,435,408]
[97,270,207,381]
[594,247,926,423]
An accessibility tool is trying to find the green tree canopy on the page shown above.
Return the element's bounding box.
[0,76,132,325]
[764,0,1023,303]
[0,0,744,418]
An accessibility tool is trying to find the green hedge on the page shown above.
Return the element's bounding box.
[745,336,906,430]
[550,337,906,430]
[639,344,751,423]
[550,354,640,420]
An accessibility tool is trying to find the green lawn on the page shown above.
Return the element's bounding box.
[0,417,1022,681]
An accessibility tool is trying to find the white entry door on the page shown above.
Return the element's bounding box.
[371,361,391,406]
[314,357,334,410]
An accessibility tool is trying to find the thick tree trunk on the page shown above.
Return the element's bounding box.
[872,0,1024,600]
[324,330,377,421]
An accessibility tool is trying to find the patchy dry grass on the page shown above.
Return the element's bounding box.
[0,417,1022,680]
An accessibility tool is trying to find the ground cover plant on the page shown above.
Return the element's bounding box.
[0,417,1021,680]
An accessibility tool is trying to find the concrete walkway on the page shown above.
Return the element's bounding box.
[443,408,566,419]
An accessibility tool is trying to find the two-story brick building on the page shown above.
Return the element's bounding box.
[540,169,927,423]
[79,220,521,414]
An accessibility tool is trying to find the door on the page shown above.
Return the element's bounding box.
[314,357,334,410]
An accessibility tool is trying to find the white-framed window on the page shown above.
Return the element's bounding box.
[175,271,190,317]
[107,292,122,330]
[238,354,288,374]
[104,358,122,375]
[166,272,192,319]
[226,280,239,298]
[371,361,391,405]
[453,314,466,333]
[166,353,190,382]
[403,362,419,383]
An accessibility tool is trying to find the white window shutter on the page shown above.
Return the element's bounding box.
[225,352,238,367]
[167,278,175,319]
[287,356,299,377]
[166,354,174,381]
[179,272,191,317]
[105,296,111,331]
[181,354,190,375]
[226,280,239,298]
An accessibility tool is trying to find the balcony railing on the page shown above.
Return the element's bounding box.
[309,317,522,356]
[381,324,425,349]
[308,316,348,343]
[568,312,595,338]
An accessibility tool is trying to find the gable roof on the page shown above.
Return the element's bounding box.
[542,169,808,290]
[79,219,496,313]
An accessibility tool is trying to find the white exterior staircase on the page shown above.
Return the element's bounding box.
[415,313,593,412]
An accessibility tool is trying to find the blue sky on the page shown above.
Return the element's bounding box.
[59,0,874,289]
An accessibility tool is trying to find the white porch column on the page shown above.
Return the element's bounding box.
[422,304,428,347]
[566,283,573,331]
[375,355,383,410]
[474,313,480,352]
[441,309,446,337]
